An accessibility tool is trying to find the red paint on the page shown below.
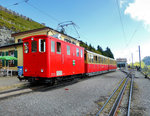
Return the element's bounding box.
[23,35,85,78]
[22,35,117,81]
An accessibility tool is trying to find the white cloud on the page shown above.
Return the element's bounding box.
[125,0,150,28]
[120,0,127,8]
[113,39,150,63]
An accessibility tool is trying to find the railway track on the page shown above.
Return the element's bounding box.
[0,72,110,100]
[96,70,134,116]
[0,79,78,100]
[0,71,115,100]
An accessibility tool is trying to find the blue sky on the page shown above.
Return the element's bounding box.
[1,0,150,63]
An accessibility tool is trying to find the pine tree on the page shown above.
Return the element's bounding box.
[104,47,114,58]
[97,45,103,54]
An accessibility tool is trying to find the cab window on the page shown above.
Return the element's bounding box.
[51,41,55,52]
[76,48,79,57]
[57,42,61,54]
[67,45,70,55]
[39,39,46,52]
[81,50,83,57]
[32,41,37,52]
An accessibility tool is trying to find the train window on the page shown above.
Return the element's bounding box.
[90,54,92,63]
[39,39,45,52]
[51,41,55,52]
[67,45,70,55]
[24,42,29,53]
[81,50,83,57]
[88,54,91,63]
[102,58,104,64]
[76,48,79,57]
[91,55,94,63]
[94,55,97,63]
[98,57,100,63]
[96,56,97,63]
[57,42,61,54]
[31,41,37,52]
[84,53,86,61]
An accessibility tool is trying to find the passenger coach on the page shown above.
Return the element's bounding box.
[84,50,117,76]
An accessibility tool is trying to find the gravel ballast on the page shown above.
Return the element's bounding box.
[0,70,124,116]
[131,71,150,116]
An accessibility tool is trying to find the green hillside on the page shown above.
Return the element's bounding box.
[0,9,45,32]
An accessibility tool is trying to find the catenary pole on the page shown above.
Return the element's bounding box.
[138,45,141,71]
[132,53,133,68]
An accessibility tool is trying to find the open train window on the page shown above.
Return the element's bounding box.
[84,53,86,61]
[94,56,97,63]
[51,41,55,52]
[24,42,29,53]
[76,48,79,57]
[67,45,70,55]
[57,42,61,54]
[32,41,37,52]
[39,39,45,52]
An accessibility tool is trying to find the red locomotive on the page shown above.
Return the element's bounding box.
[22,35,117,83]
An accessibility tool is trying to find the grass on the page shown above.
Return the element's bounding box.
[0,10,45,32]
[0,83,27,92]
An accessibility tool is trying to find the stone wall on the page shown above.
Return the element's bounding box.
[0,27,15,46]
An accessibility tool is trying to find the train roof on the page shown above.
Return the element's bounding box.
[86,50,115,60]
[22,34,84,49]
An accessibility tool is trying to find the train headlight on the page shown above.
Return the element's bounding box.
[25,69,27,72]
[41,69,44,72]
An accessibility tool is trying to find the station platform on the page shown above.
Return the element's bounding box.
[0,76,28,92]
[134,71,145,78]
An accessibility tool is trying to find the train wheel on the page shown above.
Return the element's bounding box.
[46,78,55,86]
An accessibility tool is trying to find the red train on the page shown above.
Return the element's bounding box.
[22,35,117,83]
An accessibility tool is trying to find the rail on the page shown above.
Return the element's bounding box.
[96,77,126,116]
[127,73,134,116]
[96,70,134,116]
[108,77,129,115]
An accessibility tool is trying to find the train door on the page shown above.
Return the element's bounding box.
[65,44,72,76]
[55,41,63,76]
[72,47,76,75]
[30,38,39,76]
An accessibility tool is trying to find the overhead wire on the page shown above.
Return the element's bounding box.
[25,2,60,23]
[5,0,61,23]
[115,0,127,44]
[114,0,141,62]
[5,0,26,8]
[126,24,140,47]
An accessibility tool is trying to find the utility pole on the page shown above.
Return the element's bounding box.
[132,53,133,69]
[139,45,141,71]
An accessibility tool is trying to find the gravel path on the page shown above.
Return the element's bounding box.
[131,71,150,116]
[0,70,124,116]
[0,76,27,87]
